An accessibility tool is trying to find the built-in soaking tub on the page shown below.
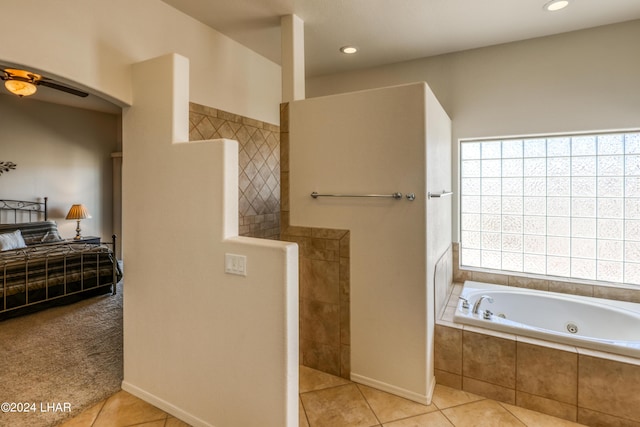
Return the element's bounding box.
[454,281,640,358]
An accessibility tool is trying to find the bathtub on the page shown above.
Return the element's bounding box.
[454,281,640,358]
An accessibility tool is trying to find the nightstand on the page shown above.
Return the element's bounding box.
[68,236,101,245]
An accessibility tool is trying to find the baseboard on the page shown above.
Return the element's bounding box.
[350,373,435,405]
[121,381,214,427]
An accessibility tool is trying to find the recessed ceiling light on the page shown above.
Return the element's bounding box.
[340,46,358,54]
[543,0,570,11]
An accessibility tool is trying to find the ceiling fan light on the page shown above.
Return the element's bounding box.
[4,79,37,97]
[544,0,570,11]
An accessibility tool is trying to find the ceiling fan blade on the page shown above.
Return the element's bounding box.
[37,80,89,98]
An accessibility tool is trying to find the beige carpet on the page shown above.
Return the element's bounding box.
[0,281,123,427]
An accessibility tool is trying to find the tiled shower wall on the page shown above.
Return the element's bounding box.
[190,102,351,379]
[189,102,280,239]
[279,103,351,379]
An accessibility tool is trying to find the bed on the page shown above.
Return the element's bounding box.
[0,198,122,320]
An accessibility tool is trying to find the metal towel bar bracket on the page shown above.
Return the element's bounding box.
[428,190,453,199]
[311,192,406,200]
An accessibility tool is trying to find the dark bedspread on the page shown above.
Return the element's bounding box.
[1,242,122,300]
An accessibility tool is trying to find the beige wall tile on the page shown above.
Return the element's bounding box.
[189,102,280,239]
[516,391,577,422]
[311,228,348,239]
[463,331,516,388]
[431,384,484,409]
[502,402,584,427]
[340,298,350,344]
[306,243,340,262]
[471,271,510,285]
[303,259,340,304]
[282,226,313,237]
[301,300,340,345]
[434,325,462,375]
[548,281,594,297]
[507,275,549,291]
[189,102,217,117]
[280,171,290,214]
[579,355,640,422]
[217,109,242,123]
[435,369,462,390]
[339,257,350,301]
[578,407,640,427]
[340,344,350,379]
[280,103,289,132]
[516,342,578,404]
[593,285,640,303]
[280,132,289,172]
[302,339,341,376]
[462,377,515,404]
[339,233,350,257]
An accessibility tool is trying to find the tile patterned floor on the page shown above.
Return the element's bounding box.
[60,366,586,426]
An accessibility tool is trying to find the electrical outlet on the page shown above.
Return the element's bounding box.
[225,253,247,276]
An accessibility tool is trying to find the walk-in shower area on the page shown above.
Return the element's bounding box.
[286,82,452,404]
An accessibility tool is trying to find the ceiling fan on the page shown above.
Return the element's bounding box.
[0,66,88,98]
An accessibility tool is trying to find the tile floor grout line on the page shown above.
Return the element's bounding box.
[373,409,446,426]
[436,399,491,413]
[125,415,169,427]
[353,383,383,426]
[439,407,458,427]
[298,394,312,427]
[88,397,108,427]
[496,401,530,427]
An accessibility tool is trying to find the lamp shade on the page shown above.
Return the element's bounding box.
[65,204,92,220]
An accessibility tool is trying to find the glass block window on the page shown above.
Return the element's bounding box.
[460,132,640,285]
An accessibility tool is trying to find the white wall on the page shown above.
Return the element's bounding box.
[307,20,640,241]
[121,54,298,427]
[290,83,451,404]
[0,94,118,240]
[0,0,281,125]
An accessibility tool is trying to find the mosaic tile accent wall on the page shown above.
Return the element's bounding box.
[189,103,280,239]
[280,103,351,379]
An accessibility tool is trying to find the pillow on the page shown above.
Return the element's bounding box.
[0,229,27,251]
[0,221,62,246]
[41,230,63,243]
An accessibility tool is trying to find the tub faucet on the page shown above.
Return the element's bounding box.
[472,295,494,314]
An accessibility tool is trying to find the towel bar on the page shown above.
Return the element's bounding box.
[311,192,403,200]
[427,191,453,199]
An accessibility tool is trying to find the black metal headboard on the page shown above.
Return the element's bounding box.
[0,197,48,223]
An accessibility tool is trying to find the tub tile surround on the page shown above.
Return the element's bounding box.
[436,283,640,425]
[280,102,351,378]
[189,102,280,239]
